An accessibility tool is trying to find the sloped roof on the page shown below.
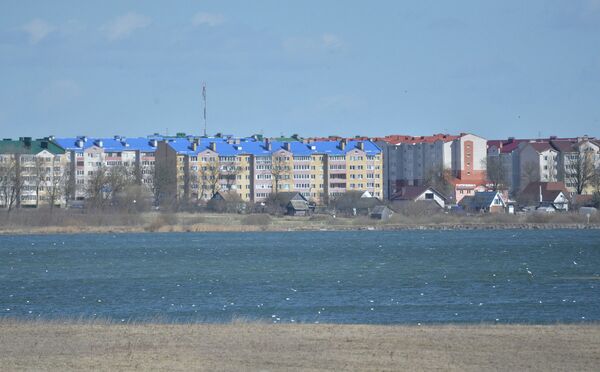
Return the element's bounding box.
[527,142,555,153]
[549,140,576,152]
[461,191,504,209]
[54,136,161,152]
[288,199,309,211]
[391,186,447,201]
[0,138,65,155]
[164,138,382,156]
[211,190,241,202]
[276,192,308,205]
[487,138,531,154]
[371,205,391,215]
[521,182,569,202]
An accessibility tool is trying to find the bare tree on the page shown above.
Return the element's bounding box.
[593,164,600,194]
[484,156,509,191]
[32,156,51,208]
[0,155,13,209]
[47,159,67,211]
[199,158,221,200]
[521,161,540,189]
[87,164,136,209]
[1,153,24,213]
[567,150,595,195]
[423,165,453,197]
[271,154,291,194]
[86,165,110,209]
[153,161,176,207]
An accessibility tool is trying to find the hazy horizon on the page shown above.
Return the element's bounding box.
[1,1,599,140]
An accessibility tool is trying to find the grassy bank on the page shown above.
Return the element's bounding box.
[1,320,599,371]
[0,209,599,235]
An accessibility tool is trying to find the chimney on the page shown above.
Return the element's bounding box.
[191,142,197,151]
[357,141,364,150]
[284,142,291,151]
[41,141,48,149]
[23,137,32,147]
[339,139,346,150]
[95,139,103,148]
[264,138,272,151]
[149,139,158,147]
[76,139,84,148]
[210,141,217,152]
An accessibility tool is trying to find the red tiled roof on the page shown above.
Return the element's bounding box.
[521,182,569,202]
[488,137,582,154]
[549,140,576,152]
[527,142,555,153]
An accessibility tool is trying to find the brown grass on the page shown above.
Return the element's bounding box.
[0,320,598,371]
[1,210,599,235]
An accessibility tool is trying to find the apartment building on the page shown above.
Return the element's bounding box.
[155,137,383,205]
[489,136,600,195]
[53,136,159,200]
[0,137,67,208]
[376,133,487,202]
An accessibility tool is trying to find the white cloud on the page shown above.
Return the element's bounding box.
[102,12,151,41]
[39,80,82,109]
[21,19,55,44]
[321,33,344,50]
[192,12,225,27]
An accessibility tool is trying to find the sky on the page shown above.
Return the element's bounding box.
[1,0,600,140]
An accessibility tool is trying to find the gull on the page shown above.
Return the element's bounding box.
[526,269,533,276]
[573,261,578,265]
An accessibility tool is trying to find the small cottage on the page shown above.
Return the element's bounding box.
[370,205,393,220]
[459,191,506,213]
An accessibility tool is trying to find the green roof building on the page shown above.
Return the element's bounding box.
[0,137,65,155]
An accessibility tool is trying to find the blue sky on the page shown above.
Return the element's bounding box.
[1,0,599,140]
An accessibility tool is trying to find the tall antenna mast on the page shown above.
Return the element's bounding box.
[202,82,207,137]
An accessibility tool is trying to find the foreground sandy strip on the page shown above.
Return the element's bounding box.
[1,322,599,371]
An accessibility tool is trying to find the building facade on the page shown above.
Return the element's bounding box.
[0,137,67,208]
[53,136,159,201]
[155,137,383,205]
[377,133,487,203]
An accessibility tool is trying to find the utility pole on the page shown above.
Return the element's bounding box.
[202,82,207,137]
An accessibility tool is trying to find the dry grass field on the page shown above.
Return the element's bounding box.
[1,320,599,371]
[1,210,599,235]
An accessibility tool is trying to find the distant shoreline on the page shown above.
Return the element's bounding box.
[1,221,599,235]
[2,321,599,371]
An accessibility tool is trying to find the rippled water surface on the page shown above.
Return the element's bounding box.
[1,230,599,324]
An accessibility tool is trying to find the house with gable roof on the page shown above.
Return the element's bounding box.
[459,191,507,213]
[520,181,570,212]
